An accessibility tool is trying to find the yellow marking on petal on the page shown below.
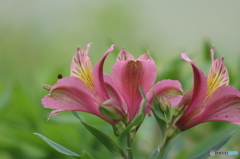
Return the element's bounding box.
[72,65,94,90]
[207,58,229,97]
[71,45,95,90]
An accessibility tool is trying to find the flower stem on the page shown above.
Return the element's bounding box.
[157,135,170,158]
[127,132,134,159]
[157,126,180,159]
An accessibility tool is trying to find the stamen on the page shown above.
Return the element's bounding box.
[42,84,52,91]
[210,47,215,63]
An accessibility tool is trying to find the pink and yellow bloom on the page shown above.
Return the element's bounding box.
[42,44,183,125]
[42,44,122,124]
[176,47,240,131]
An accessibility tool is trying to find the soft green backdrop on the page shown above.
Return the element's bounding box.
[0,0,240,159]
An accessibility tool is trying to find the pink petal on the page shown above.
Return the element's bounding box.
[42,77,116,124]
[177,88,193,111]
[138,52,153,61]
[147,80,183,107]
[176,54,209,129]
[180,53,208,117]
[112,59,157,121]
[42,77,97,113]
[207,58,229,96]
[48,109,65,119]
[93,44,116,100]
[70,44,93,79]
[178,86,240,130]
[181,53,194,64]
[200,85,240,125]
[103,73,113,84]
[103,73,127,112]
[117,47,134,61]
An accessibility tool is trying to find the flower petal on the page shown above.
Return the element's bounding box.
[70,44,94,89]
[104,73,127,113]
[147,80,183,107]
[207,58,229,97]
[180,53,208,115]
[42,77,97,113]
[117,47,134,61]
[112,58,157,121]
[177,88,193,111]
[93,45,116,100]
[200,85,240,125]
[42,77,116,124]
[103,73,113,84]
[181,53,194,64]
[176,54,208,130]
[178,86,240,130]
[138,52,153,61]
[48,109,65,120]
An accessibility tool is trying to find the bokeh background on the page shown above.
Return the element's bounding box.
[1,0,240,159]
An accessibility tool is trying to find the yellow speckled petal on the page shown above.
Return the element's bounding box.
[70,44,94,89]
[207,57,229,97]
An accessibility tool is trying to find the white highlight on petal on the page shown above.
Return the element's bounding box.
[181,53,192,62]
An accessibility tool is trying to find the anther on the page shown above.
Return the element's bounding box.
[42,84,52,91]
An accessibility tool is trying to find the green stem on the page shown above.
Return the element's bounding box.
[127,132,134,159]
[157,134,171,159]
[157,126,180,159]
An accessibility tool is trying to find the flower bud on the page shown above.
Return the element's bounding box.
[159,96,172,122]
[159,96,171,112]
[99,100,126,121]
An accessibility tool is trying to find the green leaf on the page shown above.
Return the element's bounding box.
[152,111,167,141]
[138,85,148,115]
[71,112,124,157]
[150,94,167,140]
[149,133,180,159]
[149,146,159,159]
[138,85,147,100]
[152,93,166,121]
[187,130,236,159]
[118,113,144,148]
[81,121,124,157]
[33,133,81,157]
[81,151,95,159]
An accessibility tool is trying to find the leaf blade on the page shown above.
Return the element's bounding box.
[187,130,236,159]
[72,111,124,157]
[34,133,81,157]
[81,151,95,159]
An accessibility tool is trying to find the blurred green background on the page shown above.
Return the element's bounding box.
[1,0,240,159]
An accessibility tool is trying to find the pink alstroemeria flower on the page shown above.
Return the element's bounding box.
[105,48,183,122]
[42,44,125,125]
[176,47,240,131]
